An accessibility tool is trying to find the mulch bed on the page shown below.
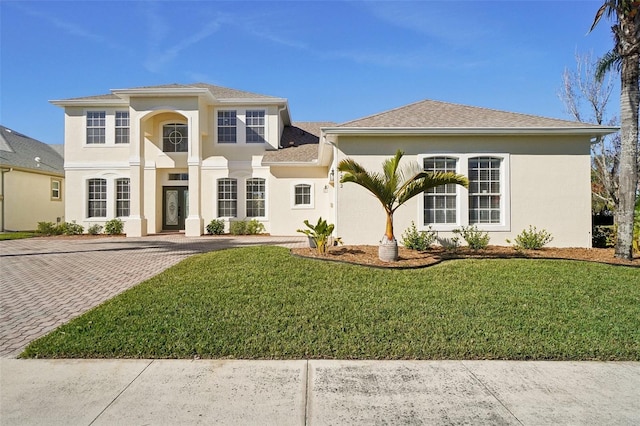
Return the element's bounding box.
[291,245,640,269]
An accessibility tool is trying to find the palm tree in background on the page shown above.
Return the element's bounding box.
[590,0,640,260]
[338,150,468,262]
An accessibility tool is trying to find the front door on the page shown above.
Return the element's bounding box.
[163,187,189,231]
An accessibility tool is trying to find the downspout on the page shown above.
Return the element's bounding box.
[0,167,12,232]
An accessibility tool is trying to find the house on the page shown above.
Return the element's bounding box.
[51,84,616,247]
[0,125,65,231]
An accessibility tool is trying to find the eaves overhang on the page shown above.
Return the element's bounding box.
[321,126,619,138]
[261,159,319,167]
[50,98,128,107]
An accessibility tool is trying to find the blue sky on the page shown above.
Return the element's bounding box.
[1,0,618,145]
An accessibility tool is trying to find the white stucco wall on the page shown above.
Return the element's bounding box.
[332,135,593,248]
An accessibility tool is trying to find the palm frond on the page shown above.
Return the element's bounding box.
[338,158,396,210]
[396,172,469,209]
[596,50,622,80]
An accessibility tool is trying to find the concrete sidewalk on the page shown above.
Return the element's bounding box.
[1,359,639,425]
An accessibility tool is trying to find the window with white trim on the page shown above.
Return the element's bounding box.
[423,157,457,224]
[88,178,107,217]
[217,178,237,217]
[246,110,265,143]
[86,111,106,144]
[115,111,129,144]
[246,178,266,217]
[163,123,188,152]
[116,178,130,217]
[468,157,501,224]
[294,184,312,207]
[218,111,237,143]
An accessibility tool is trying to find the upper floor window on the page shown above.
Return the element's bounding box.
[246,110,265,143]
[116,178,130,217]
[51,179,61,201]
[88,178,107,217]
[424,157,458,224]
[469,157,501,224]
[115,111,130,144]
[86,111,106,144]
[218,111,237,143]
[163,123,188,153]
[217,178,237,217]
[246,178,266,217]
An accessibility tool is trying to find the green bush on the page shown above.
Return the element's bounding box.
[297,217,338,256]
[453,225,490,250]
[36,221,62,236]
[592,225,615,248]
[104,218,124,235]
[230,219,265,235]
[401,222,436,251]
[87,224,103,235]
[206,219,225,235]
[508,226,553,250]
[58,221,84,235]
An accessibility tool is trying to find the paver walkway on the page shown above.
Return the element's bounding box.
[0,234,306,358]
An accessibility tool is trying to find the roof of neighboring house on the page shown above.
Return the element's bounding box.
[58,83,283,102]
[0,126,64,175]
[264,122,335,164]
[335,99,615,131]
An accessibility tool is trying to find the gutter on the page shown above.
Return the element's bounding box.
[321,126,619,137]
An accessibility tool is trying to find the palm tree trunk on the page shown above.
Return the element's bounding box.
[385,211,395,242]
[614,41,639,260]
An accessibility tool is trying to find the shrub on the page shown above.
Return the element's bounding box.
[453,225,490,250]
[88,224,103,235]
[247,219,266,235]
[508,226,553,250]
[592,225,615,248]
[36,221,62,236]
[206,219,225,235]
[401,222,436,251]
[104,218,124,235]
[58,221,84,235]
[229,219,265,235]
[297,217,339,256]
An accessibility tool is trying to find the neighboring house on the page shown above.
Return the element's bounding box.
[0,125,65,231]
[52,84,616,247]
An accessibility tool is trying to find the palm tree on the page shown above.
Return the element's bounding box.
[338,149,468,262]
[590,0,639,260]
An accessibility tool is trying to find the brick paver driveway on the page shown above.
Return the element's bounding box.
[0,234,306,358]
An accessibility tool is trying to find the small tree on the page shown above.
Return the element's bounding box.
[338,150,468,261]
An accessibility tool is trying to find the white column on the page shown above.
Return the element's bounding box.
[124,109,147,237]
[184,112,203,236]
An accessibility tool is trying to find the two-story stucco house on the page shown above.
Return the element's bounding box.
[52,83,616,247]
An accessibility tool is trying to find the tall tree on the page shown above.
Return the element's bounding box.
[559,52,620,211]
[338,150,468,262]
[590,0,640,260]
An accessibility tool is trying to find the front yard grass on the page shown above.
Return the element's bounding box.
[22,246,640,360]
[0,232,38,240]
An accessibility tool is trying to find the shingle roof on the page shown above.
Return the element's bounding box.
[60,83,282,102]
[338,99,603,129]
[263,122,335,163]
[0,126,64,175]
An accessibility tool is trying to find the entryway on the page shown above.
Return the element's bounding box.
[163,187,189,231]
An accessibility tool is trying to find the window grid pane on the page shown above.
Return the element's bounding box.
[51,180,60,199]
[294,184,311,205]
[88,178,107,217]
[115,111,130,144]
[163,123,188,152]
[217,178,237,217]
[116,178,130,217]
[246,178,265,217]
[246,110,265,143]
[469,157,501,224]
[218,111,237,143]
[86,111,106,144]
[423,157,457,224]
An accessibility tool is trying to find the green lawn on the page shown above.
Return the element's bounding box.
[22,246,640,360]
[0,232,38,240]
